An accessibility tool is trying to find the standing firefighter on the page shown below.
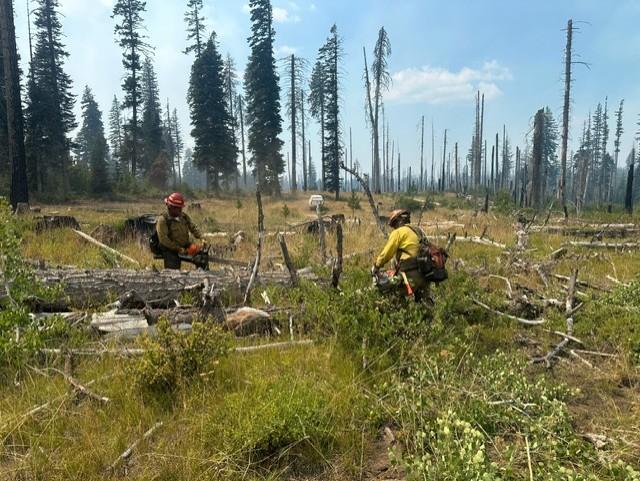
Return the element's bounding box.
[154,192,205,269]
[372,209,447,303]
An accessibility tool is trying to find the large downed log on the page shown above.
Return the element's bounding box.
[34,268,314,307]
[530,225,640,238]
[567,241,640,250]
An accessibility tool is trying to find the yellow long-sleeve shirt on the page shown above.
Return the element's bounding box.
[374,225,421,268]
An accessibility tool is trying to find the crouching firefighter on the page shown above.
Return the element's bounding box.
[371,209,448,303]
[151,192,208,270]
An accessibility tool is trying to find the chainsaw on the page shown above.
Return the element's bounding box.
[178,243,211,270]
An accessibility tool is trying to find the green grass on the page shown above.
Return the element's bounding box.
[2,196,640,479]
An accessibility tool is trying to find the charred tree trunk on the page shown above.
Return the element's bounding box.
[420,115,424,191]
[559,19,573,219]
[529,109,545,210]
[625,154,635,214]
[0,0,29,209]
[301,90,307,191]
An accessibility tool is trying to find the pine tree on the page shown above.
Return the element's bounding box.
[309,59,325,189]
[25,0,76,195]
[188,33,237,192]
[0,44,8,191]
[184,0,206,57]
[75,86,110,194]
[140,57,164,174]
[222,53,239,187]
[320,25,342,199]
[244,0,284,195]
[1,0,29,207]
[112,0,151,177]
[108,96,124,180]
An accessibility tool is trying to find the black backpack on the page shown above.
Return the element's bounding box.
[406,225,449,283]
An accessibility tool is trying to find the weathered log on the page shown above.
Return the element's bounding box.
[429,235,506,249]
[225,307,272,336]
[472,298,545,326]
[34,268,313,308]
[72,229,140,267]
[568,241,640,250]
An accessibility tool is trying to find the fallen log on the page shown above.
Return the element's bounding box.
[429,235,506,249]
[41,340,314,357]
[568,241,640,250]
[34,268,314,308]
[472,298,545,326]
[72,229,140,267]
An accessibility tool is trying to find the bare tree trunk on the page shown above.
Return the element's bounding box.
[244,189,264,305]
[625,155,635,214]
[454,142,459,192]
[290,55,297,191]
[238,95,247,186]
[420,115,424,191]
[301,90,307,191]
[559,19,573,219]
[0,0,29,209]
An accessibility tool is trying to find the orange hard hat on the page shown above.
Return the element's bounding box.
[165,192,186,208]
[388,209,410,227]
[186,243,200,256]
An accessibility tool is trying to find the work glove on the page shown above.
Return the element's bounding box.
[370,265,379,277]
[178,247,187,255]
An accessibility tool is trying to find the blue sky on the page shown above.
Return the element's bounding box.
[13,0,640,183]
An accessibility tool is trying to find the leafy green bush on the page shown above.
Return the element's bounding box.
[132,319,231,393]
[0,199,67,373]
[385,350,640,480]
[394,195,422,212]
[493,189,514,214]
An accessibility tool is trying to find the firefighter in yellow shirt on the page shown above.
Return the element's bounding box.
[372,209,430,302]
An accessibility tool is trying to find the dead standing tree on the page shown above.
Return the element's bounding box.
[340,162,386,236]
[243,189,265,305]
[0,0,29,209]
[528,109,545,210]
[363,26,391,194]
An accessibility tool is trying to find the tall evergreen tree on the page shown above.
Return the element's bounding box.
[1,0,29,206]
[184,0,206,57]
[140,57,164,173]
[188,33,237,192]
[222,53,239,186]
[162,100,176,183]
[624,148,635,214]
[24,0,76,195]
[108,96,124,180]
[244,0,284,195]
[321,25,342,199]
[309,59,326,189]
[0,45,8,192]
[112,0,151,176]
[75,86,110,194]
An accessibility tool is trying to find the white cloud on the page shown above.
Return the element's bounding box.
[273,7,301,23]
[387,60,512,105]
[276,45,297,56]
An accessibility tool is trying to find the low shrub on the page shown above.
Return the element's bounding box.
[132,319,231,393]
